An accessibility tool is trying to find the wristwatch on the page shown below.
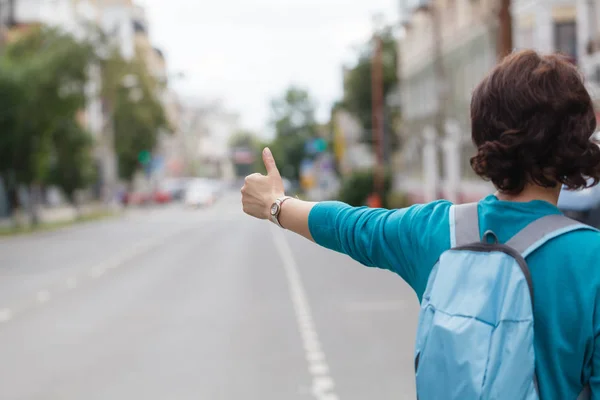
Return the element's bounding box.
[270,196,293,228]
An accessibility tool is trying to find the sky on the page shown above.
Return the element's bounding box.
[137,0,399,135]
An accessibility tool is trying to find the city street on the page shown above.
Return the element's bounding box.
[0,192,419,400]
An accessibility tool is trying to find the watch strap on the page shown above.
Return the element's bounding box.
[271,196,292,228]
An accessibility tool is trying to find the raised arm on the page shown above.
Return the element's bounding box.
[240,147,316,241]
[240,148,451,296]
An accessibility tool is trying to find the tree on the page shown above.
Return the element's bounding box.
[228,130,265,176]
[0,26,96,222]
[340,27,400,149]
[269,86,319,181]
[48,121,96,209]
[101,51,169,184]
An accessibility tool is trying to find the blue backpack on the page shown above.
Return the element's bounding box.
[414,203,594,399]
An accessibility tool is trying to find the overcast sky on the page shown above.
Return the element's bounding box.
[137,0,398,135]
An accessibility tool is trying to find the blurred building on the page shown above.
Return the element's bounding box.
[331,109,376,176]
[577,0,600,114]
[7,0,86,33]
[397,0,498,203]
[513,0,578,59]
[513,1,600,120]
[97,0,137,61]
[178,99,237,180]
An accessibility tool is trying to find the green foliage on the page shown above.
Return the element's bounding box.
[0,24,169,212]
[229,130,265,176]
[48,121,96,202]
[268,86,318,181]
[340,28,400,148]
[337,169,392,208]
[106,55,169,182]
[0,27,96,205]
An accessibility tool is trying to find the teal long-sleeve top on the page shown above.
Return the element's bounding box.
[308,195,600,399]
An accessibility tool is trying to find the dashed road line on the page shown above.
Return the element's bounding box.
[271,227,339,400]
[0,227,196,326]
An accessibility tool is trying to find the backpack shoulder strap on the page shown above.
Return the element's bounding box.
[506,214,598,258]
[450,203,480,247]
[507,214,596,399]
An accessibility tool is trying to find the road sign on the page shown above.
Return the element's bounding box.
[138,150,152,165]
[305,138,328,154]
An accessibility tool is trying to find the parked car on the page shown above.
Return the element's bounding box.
[124,190,152,206]
[154,178,188,203]
[184,180,217,208]
[153,190,172,204]
[208,179,226,198]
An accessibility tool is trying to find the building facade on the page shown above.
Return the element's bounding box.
[513,1,600,118]
[178,99,237,180]
[513,0,578,59]
[331,109,376,176]
[576,0,600,113]
[397,0,498,203]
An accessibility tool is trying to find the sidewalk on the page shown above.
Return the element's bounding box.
[0,203,122,230]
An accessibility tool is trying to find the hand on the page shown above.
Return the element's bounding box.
[241,147,285,220]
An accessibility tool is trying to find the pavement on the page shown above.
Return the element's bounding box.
[0,191,420,400]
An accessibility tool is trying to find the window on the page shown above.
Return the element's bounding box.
[593,66,600,85]
[133,20,146,34]
[554,21,577,63]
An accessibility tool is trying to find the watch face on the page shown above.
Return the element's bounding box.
[270,203,279,216]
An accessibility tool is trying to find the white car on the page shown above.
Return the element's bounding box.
[184,180,216,208]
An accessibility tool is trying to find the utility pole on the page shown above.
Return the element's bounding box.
[371,31,384,208]
[586,0,598,55]
[498,0,513,60]
[430,1,447,200]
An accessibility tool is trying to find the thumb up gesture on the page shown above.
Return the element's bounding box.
[241,147,285,220]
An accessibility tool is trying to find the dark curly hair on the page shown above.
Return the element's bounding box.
[470,50,600,194]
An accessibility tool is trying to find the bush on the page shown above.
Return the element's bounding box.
[337,169,392,207]
[387,191,412,209]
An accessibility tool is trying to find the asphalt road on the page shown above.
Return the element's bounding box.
[0,192,420,400]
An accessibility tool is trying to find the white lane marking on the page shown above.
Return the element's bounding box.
[271,227,339,400]
[87,233,175,274]
[0,226,196,327]
[306,350,325,362]
[309,362,330,375]
[37,290,50,303]
[312,376,338,400]
[66,277,77,289]
[0,308,12,322]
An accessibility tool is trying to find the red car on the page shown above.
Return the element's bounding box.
[153,190,172,204]
[124,191,152,206]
